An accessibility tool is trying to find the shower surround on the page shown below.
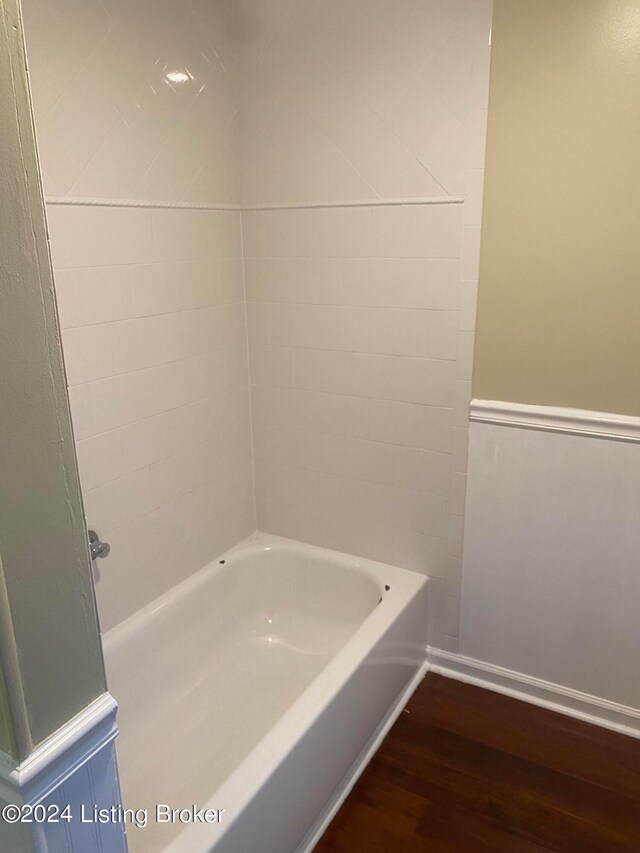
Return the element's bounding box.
[22,0,492,648]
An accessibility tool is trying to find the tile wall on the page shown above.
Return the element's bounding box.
[22,0,253,632]
[238,0,490,205]
[23,0,492,647]
[244,204,470,648]
[241,0,492,650]
[47,205,255,631]
[22,0,240,203]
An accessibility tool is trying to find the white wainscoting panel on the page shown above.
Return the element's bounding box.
[461,400,640,711]
[0,693,127,853]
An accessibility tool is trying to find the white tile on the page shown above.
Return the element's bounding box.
[290,259,346,305]
[456,330,476,380]
[269,303,318,348]
[316,306,379,352]
[67,383,94,441]
[244,257,293,303]
[261,209,317,257]
[338,436,395,485]
[83,467,158,533]
[293,348,350,395]
[370,204,463,259]
[366,397,451,452]
[392,488,450,539]
[453,381,472,428]
[286,389,319,431]
[151,209,241,262]
[294,348,456,406]
[61,321,144,386]
[314,207,371,257]
[392,528,449,577]
[222,344,250,391]
[212,302,248,349]
[416,405,455,453]
[218,257,245,305]
[376,259,460,310]
[376,308,458,359]
[459,278,479,331]
[135,308,215,367]
[249,345,294,387]
[131,260,218,316]
[317,393,369,438]
[256,487,299,540]
[147,442,222,508]
[466,108,489,170]
[461,225,482,280]
[82,370,152,437]
[54,266,134,329]
[366,398,423,448]
[39,97,120,198]
[247,303,269,346]
[393,446,451,496]
[100,206,154,265]
[253,424,297,468]
[251,386,318,431]
[240,211,266,258]
[46,205,102,269]
[249,385,274,425]
[82,355,211,438]
[463,169,486,226]
[387,356,456,407]
[29,0,494,638]
[258,96,374,203]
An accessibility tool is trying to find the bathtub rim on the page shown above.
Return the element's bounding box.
[102,531,425,654]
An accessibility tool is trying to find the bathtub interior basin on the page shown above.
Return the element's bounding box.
[102,533,428,853]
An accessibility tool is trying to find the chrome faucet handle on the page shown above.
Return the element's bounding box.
[88,530,110,560]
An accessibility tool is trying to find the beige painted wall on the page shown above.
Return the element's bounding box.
[0,0,106,756]
[474,0,640,416]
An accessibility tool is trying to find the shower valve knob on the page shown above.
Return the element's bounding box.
[88,529,110,560]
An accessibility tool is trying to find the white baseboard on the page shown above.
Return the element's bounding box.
[428,647,640,739]
[303,646,640,853]
[298,660,429,853]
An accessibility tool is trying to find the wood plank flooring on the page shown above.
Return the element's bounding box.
[315,673,640,852]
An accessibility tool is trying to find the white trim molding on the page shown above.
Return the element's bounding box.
[470,399,640,443]
[0,693,126,852]
[428,648,640,739]
[44,195,464,213]
[240,196,464,211]
[0,692,118,805]
[45,196,240,212]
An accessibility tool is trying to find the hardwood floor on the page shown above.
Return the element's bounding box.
[315,673,640,852]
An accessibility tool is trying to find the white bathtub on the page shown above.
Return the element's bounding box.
[103,533,428,853]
